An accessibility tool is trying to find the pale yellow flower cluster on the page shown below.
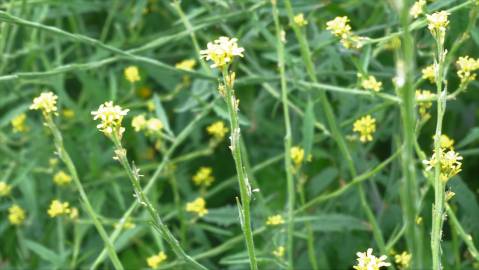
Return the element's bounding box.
[0,182,12,197]
[415,89,433,119]
[47,200,72,218]
[353,115,376,143]
[8,204,26,225]
[124,66,141,83]
[326,16,363,49]
[273,246,285,258]
[395,251,412,268]
[423,137,463,182]
[353,248,390,270]
[53,170,72,186]
[192,167,215,187]
[293,13,308,27]
[426,11,450,39]
[186,197,208,217]
[91,101,129,137]
[456,56,479,87]
[360,75,382,92]
[131,114,164,136]
[266,214,285,226]
[200,36,244,68]
[146,251,167,269]
[290,146,305,167]
[207,121,229,141]
[410,0,426,19]
[175,59,196,70]
[30,91,58,116]
[11,113,28,133]
[421,64,435,83]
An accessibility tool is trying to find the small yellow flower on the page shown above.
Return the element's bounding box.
[175,59,196,70]
[445,190,455,201]
[124,66,141,83]
[192,167,215,187]
[426,11,450,37]
[147,251,167,269]
[423,148,463,182]
[207,121,229,140]
[416,216,423,225]
[326,16,352,38]
[293,13,308,27]
[145,118,163,134]
[415,90,433,119]
[456,56,479,87]
[395,251,412,269]
[353,248,391,270]
[48,200,71,218]
[147,100,156,112]
[186,197,208,217]
[91,101,129,137]
[69,207,79,220]
[273,246,285,258]
[360,75,382,92]
[11,113,28,133]
[132,114,147,132]
[53,170,72,186]
[266,214,285,226]
[30,91,58,116]
[353,115,376,143]
[49,158,59,168]
[439,134,454,149]
[410,0,426,19]
[290,146,304,167]
[8,204,26,225]
[0,182,12,197]
[421,65,436,83]
[200,36,244,68]
[62,109,75,119]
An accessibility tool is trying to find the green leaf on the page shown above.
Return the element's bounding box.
[153,94,173,136]
[202,205,238,227]
[297,214,369,232]
[24,239,64,267]
[457,127,479,148]
[302,99,315,158]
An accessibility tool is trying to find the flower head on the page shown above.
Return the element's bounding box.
[426,11,450,38]
[273,246,285,258]
[48,200,71,218]
[200,36,244,68]
[124,66,140,83]
[353,115,376,143]
[145,118,163,134]
[360,75,382,92]
[266,214,285,226]
[421,64,436,83]
[30,92,58,116]
[11,113,28,133]
[192,167,215,187]
[8,204,26,225]
[293,13,308,27]
[132,114,147,132]
[53,170,72,186]
[353,248,391,270]
[410,0,426,19]
[423,148,463,182]
[326,16,352,38]
[290,146,305,167]
[207,121,229,140]
[439,134,454,149]
[147,251,167,269]
[186,197,208,217]
[91,101,129,137]
[69,207,79,220]
[175,59,196,71]
[0,182,12,197]
[395,251,412,269]
[415,89,434,119]
[456,56,479,87]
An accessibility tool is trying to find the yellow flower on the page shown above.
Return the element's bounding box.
[147,251,167,269]
[326,16,352,38]
[175,59,196,70]
[421,65,435,83]
[47,200,71,218]
[273,246,285,258]
[416,216,423,225]
[132,114,147,132]
[439,134,454,149]
[360,75,382,92]
[266,214,285,226]
[200,36,244,68]
[11,113,28,133]
[192,167,215,187]
[410,0,426,19]
[0,182,12,197]
[53,170,72,186]
[186,197,208,217]
[145,118,163,134]
[290,146,304,167]
[423,148,463,182]
[353,115,376,143]
[91,101,129,137]
[8,204,26,225]
[30,91,58,116]
[62,109,75,119]
[147,100,156,112]
[456,56,479,87]
[395,251,412,269]
[426,11,450,37]
[293,13,308,27]
[207,121,229,140]
[124,66,141,83]
[353,248,391,270]
[69,207,79,220]
[415,90,433,119]
[445,190,455,201]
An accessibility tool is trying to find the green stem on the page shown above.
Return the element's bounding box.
[221,66,258,270]
[446,204,479,262]
[44,116,124,270]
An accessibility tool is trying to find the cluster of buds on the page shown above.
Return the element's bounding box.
[415,89,434,120]
[326,16,365,49]
[423,135,463,182]
[456,56,479,88]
